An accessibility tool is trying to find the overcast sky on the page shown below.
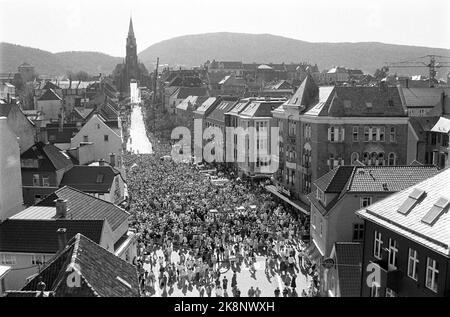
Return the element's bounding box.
[1,0,449,57]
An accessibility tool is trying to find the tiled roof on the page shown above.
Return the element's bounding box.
[21,142,73,171]
[35,186,129,231]
[60,165,121,193]
[0,219,103,253]
[348,165,439,192]
[334,242,362,297]
[399,87,450,108]
[356,168,450,256]
[38,88,62,101]
[21,233,140,297]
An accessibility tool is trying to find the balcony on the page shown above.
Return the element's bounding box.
[370,259,402,292]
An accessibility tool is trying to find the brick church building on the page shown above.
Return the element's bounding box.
[113,17,150,95]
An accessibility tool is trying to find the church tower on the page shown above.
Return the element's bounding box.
[125,17,138,82]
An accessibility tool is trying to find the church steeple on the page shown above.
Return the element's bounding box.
[128,17,135,38]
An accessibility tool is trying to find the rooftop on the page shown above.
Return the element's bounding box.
[356,168,450,257]
[59,165,122,193]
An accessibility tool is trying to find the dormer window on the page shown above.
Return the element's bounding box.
[397,188,425,215]
[316,188,325,204]
[422,197,450,226]
[96,174,104,183]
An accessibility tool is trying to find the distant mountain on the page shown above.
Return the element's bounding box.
[2,33,450,78]
[139,32,450,77]
[0,42,122,76]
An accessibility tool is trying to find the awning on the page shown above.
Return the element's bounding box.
[431,117,450,133]
[265,185,310,215]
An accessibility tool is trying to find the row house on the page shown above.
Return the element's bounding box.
[0,186,137,291]
[193,97,221,159]
[307,165,439,296]
[20,142,74,206]
[236,98,285,179]
[167,87,208,114]
[357,168,450,297]
[272,75,409,205]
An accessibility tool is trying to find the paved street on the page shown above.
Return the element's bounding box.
[127,104,153,154]
[142,247,311,297]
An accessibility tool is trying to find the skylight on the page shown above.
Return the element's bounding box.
[421,197,450,226]
[397,188,426,215]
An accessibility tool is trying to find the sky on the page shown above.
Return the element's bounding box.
[0,0,449,57]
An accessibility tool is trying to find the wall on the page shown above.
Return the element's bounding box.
[0,118,24,221]
[70,115,122,164]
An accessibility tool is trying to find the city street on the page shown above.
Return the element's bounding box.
[127,104,153,154]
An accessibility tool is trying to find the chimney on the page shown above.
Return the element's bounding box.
[99,158,106,166]
[110,153,116,167]
[55,198,68,218]
[57,228,67,252]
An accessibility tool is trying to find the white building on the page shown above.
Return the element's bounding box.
[0,117,24,222]
[70,114,123,166]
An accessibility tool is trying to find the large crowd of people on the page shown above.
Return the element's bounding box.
[123,109,320,296]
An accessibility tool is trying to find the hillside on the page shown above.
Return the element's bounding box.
[0,42,122,76]
[139,32,450,77]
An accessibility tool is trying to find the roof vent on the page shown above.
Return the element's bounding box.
[397,188,426,215]
[421,197,450,226]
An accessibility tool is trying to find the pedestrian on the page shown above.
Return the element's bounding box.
[291,275,297,291]
[274,287,280,297]
[283,287,289,297]
[248,286,255,297]
[254,287,261,297]
[222,276,228,291]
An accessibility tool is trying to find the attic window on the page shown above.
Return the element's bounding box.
[96,174,104,183]
[421,197,450,226]
[397,188,426,215]
[116,276,132,289]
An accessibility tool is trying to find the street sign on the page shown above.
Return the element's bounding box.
[322,258,335,269]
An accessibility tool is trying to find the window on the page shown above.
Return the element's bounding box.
[49,135,56,142]
[344,100,352,108]
[353,127,358,142]
[1,254,16,265]
[316,188,324,202]
[366,102,373,108]
[370,282,380,297]
[371,127,377,141]
[22,159,39,168]
[104,135,109,142]
[83,135,89,142]
[390,127,396,143]
[33,174,40,187]
[379,127,385,142]
[388,238,398,269]
[385,288,396,297]
[373,231,382,260]
[425,257,439,293]
[351,152,359,165]
[353,223,364,241]
[31,254,46,265]
[329,127,336,142]
[97,124,100,129]
[361,196,372,208]
[42,176,50,187]
[364,127,370,142]
[388,99,394,107]
[388,153,396,166]
[407,248,419,281]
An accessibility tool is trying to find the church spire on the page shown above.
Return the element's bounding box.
[128,16,135,38]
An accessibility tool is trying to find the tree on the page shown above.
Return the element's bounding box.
[374,66,389,80]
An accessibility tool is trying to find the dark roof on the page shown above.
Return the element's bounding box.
[21,142,73,171]
[175,87,208,99]
[334,242,362,297]
[315,166,355,193]
[0,219,103,253]
[0,103,13,117]
[60,165,121,193]
[38,88,62,101]
[36,186,129,231]
[21,233,140,297]
[46,125,80,144]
